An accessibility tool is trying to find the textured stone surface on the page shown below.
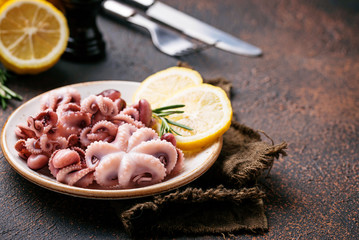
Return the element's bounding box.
[0,0,358,239]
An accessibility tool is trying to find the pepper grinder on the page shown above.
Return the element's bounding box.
[61,0,106,61]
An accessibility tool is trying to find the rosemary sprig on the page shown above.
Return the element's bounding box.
[0,69,22,109]
[152,104,193,137]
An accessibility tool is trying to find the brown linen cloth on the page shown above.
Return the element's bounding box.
[112,65,287,238]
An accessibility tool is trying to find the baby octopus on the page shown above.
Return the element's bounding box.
[14,87,184,189]
[88,124,183,188]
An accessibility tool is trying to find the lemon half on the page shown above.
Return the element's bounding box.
[133,66,203,108]
[0,0,69,74]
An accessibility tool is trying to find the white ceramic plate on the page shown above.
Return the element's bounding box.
[1,81,222,199]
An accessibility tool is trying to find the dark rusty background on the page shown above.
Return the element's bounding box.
[0,0,358,239]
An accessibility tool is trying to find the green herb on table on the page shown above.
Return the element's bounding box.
[152,104,193,137]
[0,69,22,109]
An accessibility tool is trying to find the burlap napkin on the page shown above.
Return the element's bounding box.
[112,64,287,238]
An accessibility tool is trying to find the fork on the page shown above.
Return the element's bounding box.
[102,0,203,57]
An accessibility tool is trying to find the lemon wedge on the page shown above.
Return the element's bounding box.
[0,0,69,74]
[132,66,203,108]
[161,83,232,151]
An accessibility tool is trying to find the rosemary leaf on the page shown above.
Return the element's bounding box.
[152,104,192,136]
[0,68,22,109]
[155,110,184,117]
[161,117,182,136]
[0,88,6,97]
[161,117,171,130]
[152,104,185,113]
[168,125,182,136]
[159,120,165,136]
[166,118,193,131]
[3,93,11,100]
[2,84,22,99]
[1,98,6,109]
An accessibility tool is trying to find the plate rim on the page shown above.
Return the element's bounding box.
[1,80,222,199]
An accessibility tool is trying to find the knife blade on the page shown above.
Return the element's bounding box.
[122,0,262,56]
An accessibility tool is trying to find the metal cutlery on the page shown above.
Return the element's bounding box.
[123,0,262,56]
[102,0,203,57]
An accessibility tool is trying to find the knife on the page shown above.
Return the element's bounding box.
[121,0,262,56]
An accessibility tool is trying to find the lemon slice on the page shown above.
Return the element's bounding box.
[0,0,69,74]
[162,83,232,151]
[133,66,203,108]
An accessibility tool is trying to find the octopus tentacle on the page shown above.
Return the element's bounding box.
[111,123,138,151]
[79,127,92,147]
[65,87,81,106]
[15,124,36,139]
[57,120,88,137]
[15,139,32,159]
[57,101,79,111]
[72,147,86,161]
[52,137,68,151]
[130,139,178,174]
[25,138,43,155]
[74,172,95,188]
[120,107,140,121]
[169,148,184,176]
[92,120,118,136]
[94,152,125,187]
[97,96,118,116]
[48,150,60,177]
[41,87,81,111]
[40,135,68,153]
[87,132,110,142]
[111,113,145,128]
[81,95,99,114]
[85,141,120,169]
[126,128,159,151]
[97,89,121,101]
[39,134,52,152]
[118,152,166,189]
[56,163,82,183]
[67,167,95,187]
[87,120,118,143]
[67,134,79,147]
[81,95,118,116]
[90,112,108,125]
